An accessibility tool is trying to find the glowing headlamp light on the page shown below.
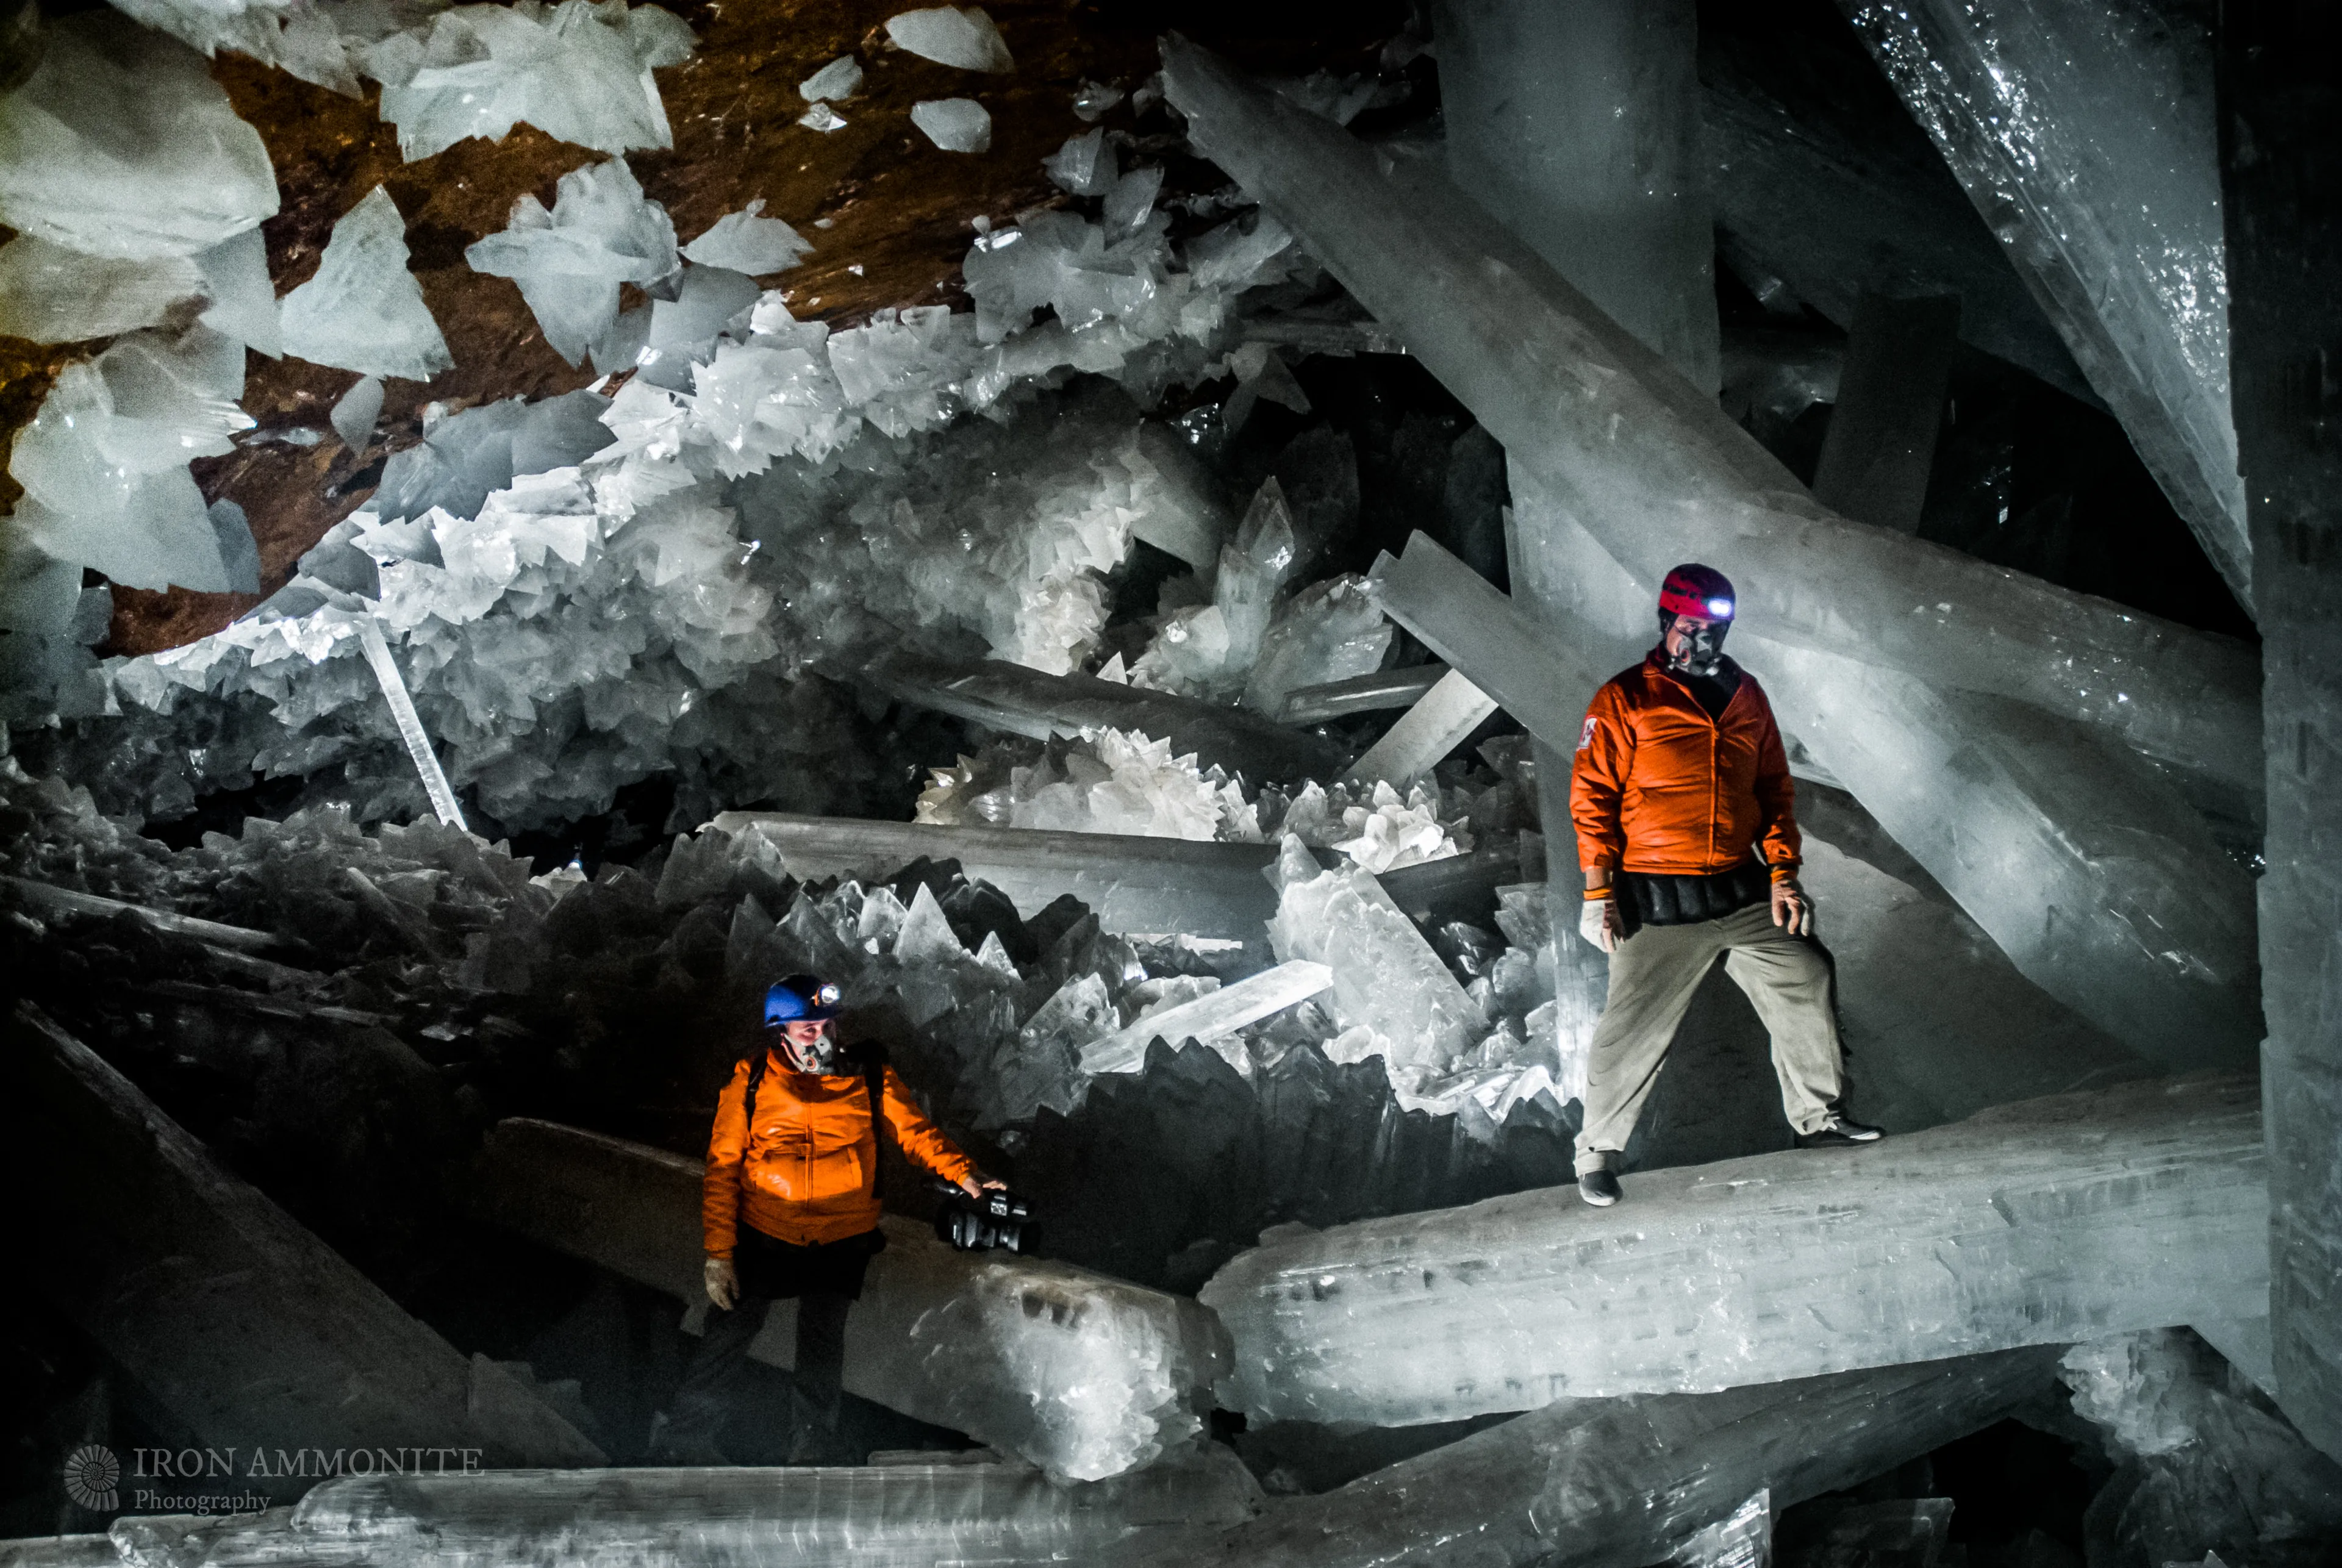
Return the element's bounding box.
[1706,598,1734,618]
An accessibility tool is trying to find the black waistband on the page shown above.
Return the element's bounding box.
[1618,862,1771,931]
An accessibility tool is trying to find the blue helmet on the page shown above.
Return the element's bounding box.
[765,973,843,1025]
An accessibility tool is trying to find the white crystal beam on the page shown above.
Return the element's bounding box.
[1079,960,1333,1075]
[1838,0,2250,609]
[1106,1350,2060,1568]
[355,619,467,831]
[94,1450,1263,1568]
[1344,669,1499,788]
[1157,39,2260,796]
[1199,1076,2265,1427]
[1280,664,1447,723]
[463,1117,1227,1483]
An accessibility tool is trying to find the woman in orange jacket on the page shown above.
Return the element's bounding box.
[647,973,996,1465]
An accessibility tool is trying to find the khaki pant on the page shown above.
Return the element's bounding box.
[1574,901,1848,1173]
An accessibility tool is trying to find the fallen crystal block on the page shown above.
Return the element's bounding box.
[367,0,697,161]
[464,158,680,369]
[1266,836,1484,1078]
[1157,38,2259,798]
[799,52,862,101]
[4,1005,604,1472]
[886,5,1014,73]
[1345,668,1498,788]
[464,1117,1230,1481]
[0,13,278,262]
[91,1448,1262,1568]
[912,98,994,153]
[1080,959,1332,1075]
[280,186,454,381]
[864,650,1346,787]
[681,198,813,274]
[1201,1075,2265,1426]
[1841,0,2248,608]
[1109,1350,2058,1568]
[0,236,204,343]
[707,810,1284,947]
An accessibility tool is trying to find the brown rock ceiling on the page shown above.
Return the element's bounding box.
[0,0,1393,657]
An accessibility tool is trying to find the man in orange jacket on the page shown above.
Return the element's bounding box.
[1569,564,1882,1208]
[646,973,998,1464]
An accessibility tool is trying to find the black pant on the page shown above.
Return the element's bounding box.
[665,1226,882,1459]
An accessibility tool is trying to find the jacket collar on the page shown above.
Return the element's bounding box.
[1643,650,1745,709]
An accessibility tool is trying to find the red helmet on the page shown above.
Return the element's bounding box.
[1658,564,1736,622]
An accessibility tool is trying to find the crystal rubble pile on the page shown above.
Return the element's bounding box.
[463,1117,1226,1483]
[1,1003,608,1485]
[1101,1348,2063,1568]
[1161,41,2263,1073]
[50,1448,1264,1568]
[1837,0,2248,610]
[1201,1076,2265,1428]
[2060,1329,2342,1566]
[29,132,1322,831]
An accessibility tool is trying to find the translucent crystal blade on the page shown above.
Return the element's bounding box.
[1079,960,1333,1075]
[355,620,467,831]
[1344,669,1498,788]
[1200,1076,2265,1426]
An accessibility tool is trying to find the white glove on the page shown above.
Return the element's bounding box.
[1578,895,1620,954]
[704,1255,739,1311]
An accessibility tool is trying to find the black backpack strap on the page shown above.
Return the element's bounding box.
[858,1044,897,1192]
[740,1046,769,1133]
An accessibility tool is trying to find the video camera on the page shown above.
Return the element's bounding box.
[931,1180,1034,1253]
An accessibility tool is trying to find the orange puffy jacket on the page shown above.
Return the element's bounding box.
[701,1049,978,1255]
[1569,653,1801,879]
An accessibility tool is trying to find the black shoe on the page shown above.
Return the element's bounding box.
[1796,1118,1885,1148]
[1578,1168,1622,1206]
[643,1413,731,1467]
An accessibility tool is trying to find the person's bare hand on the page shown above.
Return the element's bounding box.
[1771,880,1813,937]
[961,1176,1008,1197]
[703,1255,739,1311]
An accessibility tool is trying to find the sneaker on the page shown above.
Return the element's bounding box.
[1796,1117,1885,1148]
[1578,1168,1622,1206]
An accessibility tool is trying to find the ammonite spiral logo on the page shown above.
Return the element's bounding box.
[63,1444,120,1511]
